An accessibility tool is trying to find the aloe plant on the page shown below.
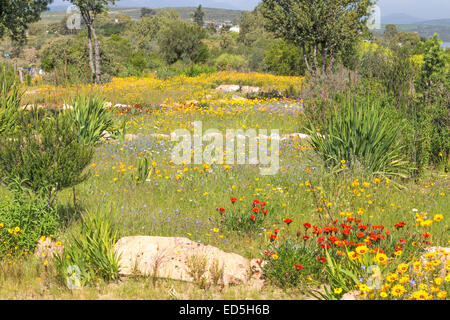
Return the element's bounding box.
[307,97,413,178]
[64,95,119,145]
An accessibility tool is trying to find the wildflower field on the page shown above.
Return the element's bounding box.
[0,71,449,301]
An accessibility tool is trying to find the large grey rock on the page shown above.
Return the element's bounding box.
[115,236,251,286]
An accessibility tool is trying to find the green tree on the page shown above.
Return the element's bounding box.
[384,24,398,41]
[0,0,52,42]
[261,0,374,73]
[158,18,208,64]
[264,39,306,76]
[140,7,156,18]
[68,0,117,84]
[193,5,205,27]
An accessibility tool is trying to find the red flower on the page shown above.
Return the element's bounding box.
[250,215,256,222]
[421,232,431,239]
[230,197,237,203]
[217,207,225,214]
[399,239,406,245]
[357,232,365,238]
[274,229,280,234]
[262,209,268,215]
[303,223,312,229]
[294,264,303,271]
[321,244,331,250]
[269,234,277,241]
[394,221,406,229]
[283,218,293,225]
[302,235,310,241]
[252,207,259,213]
[317,256,326,263]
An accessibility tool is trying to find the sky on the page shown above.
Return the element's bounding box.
[49,0,450,20]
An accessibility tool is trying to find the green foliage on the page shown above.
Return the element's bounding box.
[261,0,374,72]
[64,95,118,145]
[0,181,59,260]
[135,157,153,182]
[307,250,359,300]
[307,97,411,178]
[215,53,247,71]
[182,64,217,77]
[0,65,21,135]
[193,5,205,27]
[264,39,305,76]
[0,114,93,204]
[0,0,52,42]
[55,210,120,286]
[262,239,320,288]
[157,18,208,64]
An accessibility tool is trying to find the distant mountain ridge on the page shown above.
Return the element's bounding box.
[48,0,258,11]
[382,13,450,25]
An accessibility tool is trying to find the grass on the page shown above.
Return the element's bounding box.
[0,72,448,299]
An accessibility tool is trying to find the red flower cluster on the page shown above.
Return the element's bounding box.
[394,221,407,229]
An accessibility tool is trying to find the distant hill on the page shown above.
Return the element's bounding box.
[416,18,450,26]
[382,13,423,25]
[41,7,243,23]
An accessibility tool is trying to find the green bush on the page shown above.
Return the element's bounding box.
[64,95,118,145]
[264,39,305,76]
[0,72,21,135]
[182,64,217,77]
[262,239,321,288]
[0,114,93,205]
[215,53,247,71]
[55,210,120,286]
[307,97,411,178]
[0,182,59,260]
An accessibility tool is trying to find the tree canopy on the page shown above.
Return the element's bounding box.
[261,0,374,72]
[0,0,52,42]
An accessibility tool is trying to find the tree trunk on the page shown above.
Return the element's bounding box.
[86,24,95,84]
[313,43,318,72]
[91,25,101,84]
[321,44,328,73]
[302,44,311,73]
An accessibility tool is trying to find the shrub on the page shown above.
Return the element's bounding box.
[182,64,217,77]
[262,239,321,288]
[0,114,93,205]
[215,53,248,71]
[264,39,306,76]
[64,95,118,145]
[218,199,268,233]
[0,181,59,260]
[55,210,121,286]
[307,97,411,178]
[0,65,21,135]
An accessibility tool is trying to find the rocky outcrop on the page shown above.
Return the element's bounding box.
[115,236,251,286]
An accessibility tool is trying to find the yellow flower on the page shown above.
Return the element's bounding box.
[391,284,405,297]
[272,254,278,260]
[380,292,388,298]
[412,261,422,270]
[355,245,369,255]
[433,214,444,222]
[434,277,443,285]
[373,253,388,264]
[334,287,343,294]
[437,291,447,299]
[396,263,408,274]
[411,290,431,300]
[386,273,398,282]
[212,228,219,233]
[0,223,4,228]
